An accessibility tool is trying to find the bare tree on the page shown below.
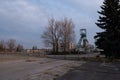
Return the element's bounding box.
[42,18,62,53]
[41,17,75,54]
[0,40,6,52]
[32,46,37,50]
[59,18,75,52]
[7,39,16,52]
[16,44,24,52]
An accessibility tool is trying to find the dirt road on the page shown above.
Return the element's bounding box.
[0,58,84,80]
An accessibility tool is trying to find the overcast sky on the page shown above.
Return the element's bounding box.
[0,0,104,49]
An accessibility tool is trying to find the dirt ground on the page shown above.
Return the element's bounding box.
[0,55,85,80]
[0,54,30,62]
[57,62,120,80]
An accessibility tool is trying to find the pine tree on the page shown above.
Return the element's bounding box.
[94,0,120,58]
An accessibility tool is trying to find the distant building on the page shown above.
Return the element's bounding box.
[69,42,75,50]
[59,42,75,52]
[25,49,51,54]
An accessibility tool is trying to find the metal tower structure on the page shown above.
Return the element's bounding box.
[77,29,89,52]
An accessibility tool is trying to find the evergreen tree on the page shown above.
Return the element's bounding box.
[94,0,120,58]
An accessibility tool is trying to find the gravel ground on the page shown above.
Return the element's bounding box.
[0,57,85,80]
[57,62,120,80]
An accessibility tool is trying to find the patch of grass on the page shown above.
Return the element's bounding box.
[54,74,59,77]
[79,57,120,62]
[39,62,44,64]
[25,59,37,62]
[79,57,101,62]
[44,72,50,75]
[0,54,34,62]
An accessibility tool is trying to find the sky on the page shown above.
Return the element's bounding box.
[0,0,104,49]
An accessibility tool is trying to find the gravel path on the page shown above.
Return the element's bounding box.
[0,58,85,80]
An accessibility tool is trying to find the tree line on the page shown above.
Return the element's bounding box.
[0,39,24,52]
[41,17,75,54]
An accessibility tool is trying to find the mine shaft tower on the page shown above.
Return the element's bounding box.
[77,29,89,52]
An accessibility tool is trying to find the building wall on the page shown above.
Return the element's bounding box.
[26,49,50,53]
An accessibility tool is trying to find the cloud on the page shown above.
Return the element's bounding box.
[0,0,46,48]
[0,0,44,27]
[0,0,104,48]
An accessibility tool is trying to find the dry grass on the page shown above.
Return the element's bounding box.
[25,59,37,62]
[0,54,32,62]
